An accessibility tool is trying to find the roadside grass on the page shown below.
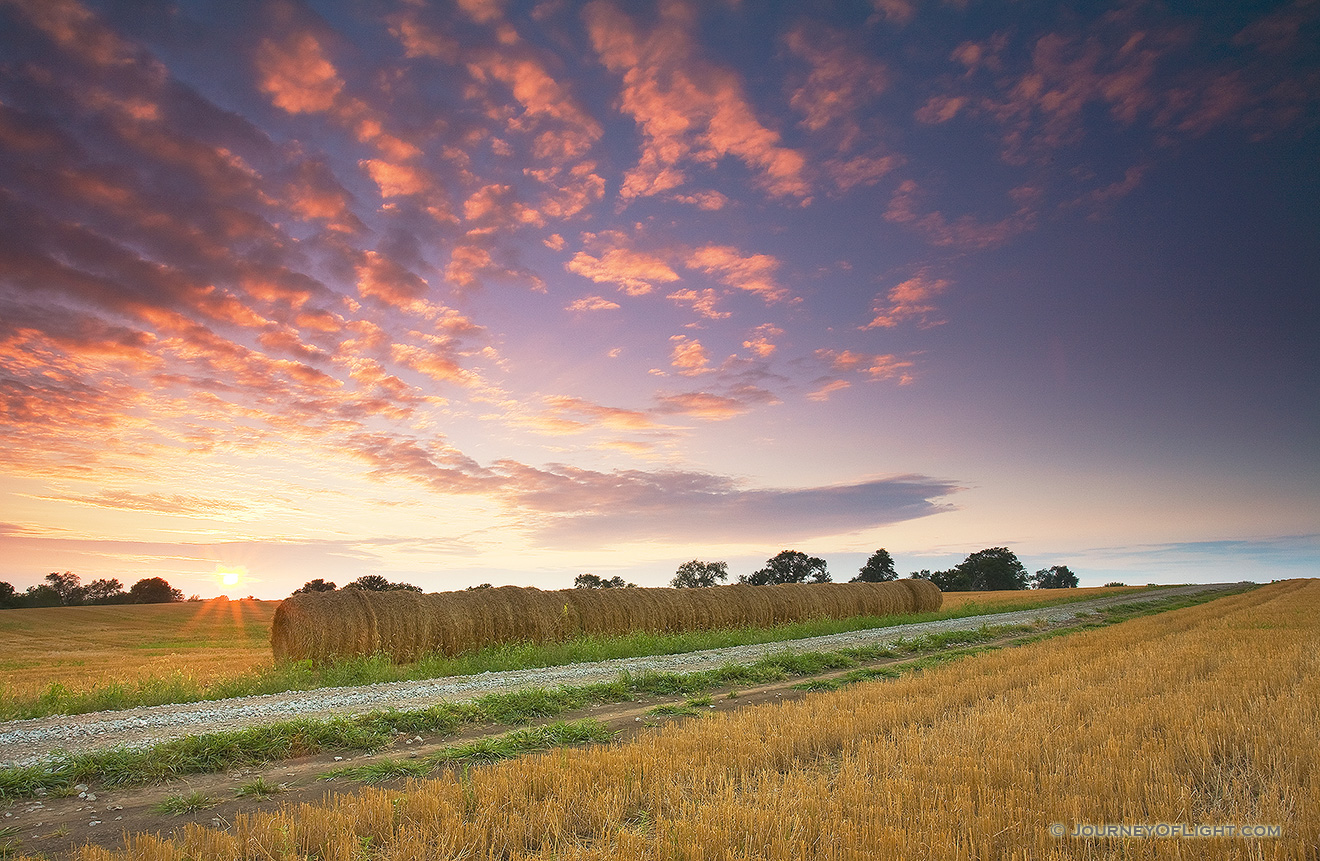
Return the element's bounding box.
[234,776,284,798]
[0,587,1250,800]
[320,720,615,783]
[0,585,1171,721]
[154,790,217,815]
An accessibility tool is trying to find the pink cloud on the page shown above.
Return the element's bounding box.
[742,324,784,358]
[668,335,712,376]
[817,348,916,385]
[666,288,729,320]
[785,24,889,150]
[885,179,1036,250]
[685,245,788,303]
[356,251,430,306]
[566,247,680,295]
[864,271,951,329]
[566,295,621,312]
[255,31,344,115]
[584,0,809,201]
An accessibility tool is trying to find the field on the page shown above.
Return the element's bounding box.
[0,585,1145,717]
[13,578,1310,860]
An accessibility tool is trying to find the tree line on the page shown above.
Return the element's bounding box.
[654,548,1079,592]
[0,571,184,609]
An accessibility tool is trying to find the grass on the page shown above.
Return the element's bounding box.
[320,720,615,783]
[234,776,284,798]
[154,790,217,815]
[0,585,1163,720]
[0,588,1245,800]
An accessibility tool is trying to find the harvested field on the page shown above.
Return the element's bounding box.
[270,580,943,663]
[0,599,276,701]
[39,579,1316,860]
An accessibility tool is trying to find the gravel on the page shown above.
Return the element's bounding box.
[0,583,1241,767]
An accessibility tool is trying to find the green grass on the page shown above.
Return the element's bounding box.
[154,790,217,815]
[0,587,1248,800]
[321,720,615,783]
[234,776,284,798]
[0,586,1180,721]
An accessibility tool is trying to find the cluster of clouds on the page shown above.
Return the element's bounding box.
[1,0,1315,547]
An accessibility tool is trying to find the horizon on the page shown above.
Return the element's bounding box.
[1,0,1317,600]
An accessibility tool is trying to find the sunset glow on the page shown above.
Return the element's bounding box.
[0,0,1316,597]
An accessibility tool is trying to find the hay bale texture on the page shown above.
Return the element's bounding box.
[270,579,943,664]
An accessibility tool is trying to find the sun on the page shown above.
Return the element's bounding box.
[216,564,245,589]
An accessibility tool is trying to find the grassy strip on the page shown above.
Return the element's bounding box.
[320,719,615,784]
[0,588,1240,799]
[0,587,1176,720]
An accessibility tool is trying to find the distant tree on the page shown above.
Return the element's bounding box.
[954,548,1029,591]
[343,575,422,592]
[0,581,17,609]
[22,584,63,607]
[465,583,493,590]
[293,578,337,594]
[670,560,729,588]
[740,551,830,586]
[128,577,184,604]
[84,578,126,604]
[574,573,635,589]
[1033,565,1079,589]
[45,571,84,605]
[1105,581,1127,587]
[852,549,897,583]
[923,568,972,592]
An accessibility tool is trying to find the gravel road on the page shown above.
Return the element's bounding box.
[0,584,1241,767]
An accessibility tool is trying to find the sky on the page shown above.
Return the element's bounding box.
[0,0,1316,599]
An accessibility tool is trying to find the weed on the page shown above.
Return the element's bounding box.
[155,790,217,815]
[234,776,284,798]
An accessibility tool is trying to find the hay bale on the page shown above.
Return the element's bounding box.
[270,579,943,664]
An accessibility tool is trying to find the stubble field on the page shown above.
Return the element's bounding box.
[5,578,1311,860]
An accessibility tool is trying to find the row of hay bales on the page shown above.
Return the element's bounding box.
[271,579,942,664]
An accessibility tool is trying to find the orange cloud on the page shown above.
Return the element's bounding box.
[566,247,680,296]
[666,288,729,320]
[864,271,951,329]
[668,335,711,376]
[885,179,1036,250]
[356,251,429,306]
[671,190,728,210]
[685,245,788,303]
[785,24,889,151]
[566,296,621,312]
[360,159,432,198]
[742,324,784,358]
[817,349,915,384]
[584,0,809,200]
[255,31,344,115]
[543,396,660,431]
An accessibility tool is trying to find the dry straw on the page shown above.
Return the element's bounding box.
[270,579,942,664]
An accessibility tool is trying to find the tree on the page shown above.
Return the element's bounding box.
[128,577,184,604]
[293,578,337,594]
[465,583,493,590]
[1033,565,1079,589]
[84,578,126,604]
[344,575,422,592]
[22,584,62,607]
[574,573,635,589]
[852,549,897,582]
[915,568,971,592]
[45,571,84,605]
[954,548,1029,591]
[740,551,830,585]
[0,581,17,609]
[670,560,729,588]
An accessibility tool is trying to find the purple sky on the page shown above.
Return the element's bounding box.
[1,0,1316,598]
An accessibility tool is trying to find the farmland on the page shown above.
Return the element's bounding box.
[0,585,1145,719]
[3,580,1313,860]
